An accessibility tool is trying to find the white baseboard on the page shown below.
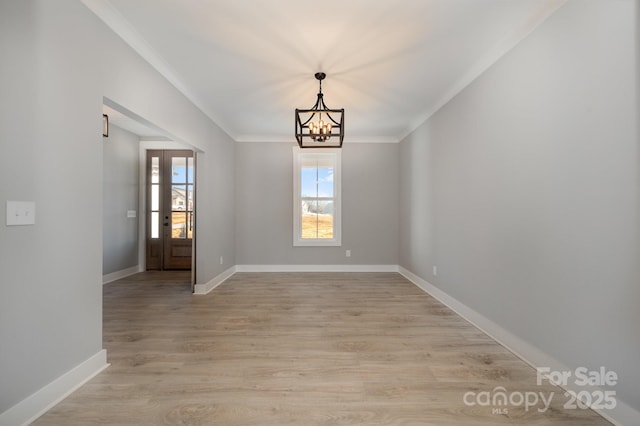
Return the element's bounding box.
[0,350,109,426]
[193,266,236,295]
[235,264,399,273]
[102,265,141,284]
[398,266,639,426]
[398,267,560,372]
[193,264,399,295]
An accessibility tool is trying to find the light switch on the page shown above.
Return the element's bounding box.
[6,201,36,226]
[127,210,137,218]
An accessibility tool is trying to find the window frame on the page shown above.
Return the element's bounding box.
[292,147,342,247]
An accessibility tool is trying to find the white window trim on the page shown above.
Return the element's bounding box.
[293,147,342,247]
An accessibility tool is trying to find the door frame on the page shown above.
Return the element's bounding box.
[145,149,194,271]
[139,141,198,290]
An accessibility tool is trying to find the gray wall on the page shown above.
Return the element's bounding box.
[195,144,237,281]
[102,124,139,276]
[399,122,434,280]
[399,0,639,413]
[0,0,235,414]
[236,142,399,265]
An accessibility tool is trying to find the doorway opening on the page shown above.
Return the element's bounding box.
[101,98,198,291]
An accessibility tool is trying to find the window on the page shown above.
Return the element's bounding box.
[293,148,341,246]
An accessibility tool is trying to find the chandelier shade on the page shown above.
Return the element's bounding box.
[295,72,344,148]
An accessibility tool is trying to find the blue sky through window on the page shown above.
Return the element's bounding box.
[172,164,193,183]
[301,167,334,198]
[172,167,187,182]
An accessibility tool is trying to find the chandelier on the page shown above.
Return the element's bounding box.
[295,72,344,148]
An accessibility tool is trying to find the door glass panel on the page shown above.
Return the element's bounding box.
[172,212,187,239]
[151,185,159,211]
[172,185,186,211]
[149,156,161,240]
[151,157,160,183]
[187,157,193,184]
[187,184,193,211]
[151,212,159,239]
[172,157,187,183]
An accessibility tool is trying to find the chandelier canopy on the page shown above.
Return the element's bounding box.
[295,72,344,148]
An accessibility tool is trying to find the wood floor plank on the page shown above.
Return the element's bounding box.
[33,272,611,425]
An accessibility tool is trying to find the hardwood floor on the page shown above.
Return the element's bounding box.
[34,272,610,425]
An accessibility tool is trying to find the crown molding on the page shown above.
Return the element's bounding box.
[82,0,238,141]
[397,0,568,142]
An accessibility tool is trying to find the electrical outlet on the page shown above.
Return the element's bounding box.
[219,256,224,265]
[433,265,438,276]
[346,250,351,257]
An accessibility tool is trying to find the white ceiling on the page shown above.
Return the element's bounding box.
[87,0,566,143]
